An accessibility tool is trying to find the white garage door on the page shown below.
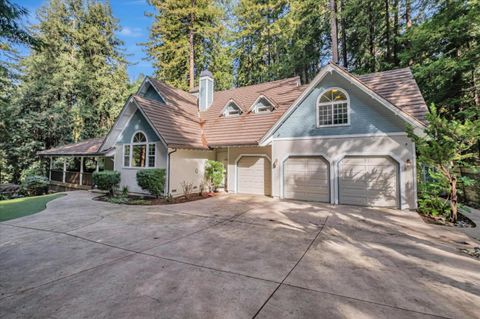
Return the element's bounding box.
[237,156,271,195]
[339,156,399,208]
[283,157,330,202]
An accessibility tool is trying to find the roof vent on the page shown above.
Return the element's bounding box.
[199,70,214,111]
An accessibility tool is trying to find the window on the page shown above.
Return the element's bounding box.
[123,145,130,167]
[123,131,156,168]
[223,101,242,117]
[317,88,349,127]
[251,96,274,114]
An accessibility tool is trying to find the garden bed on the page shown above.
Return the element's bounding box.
[94,192,219,205]
[419,211,476,228]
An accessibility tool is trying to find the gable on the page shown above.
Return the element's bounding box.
[143,84,166,103]
[117,109,160,144]
[272,71,407,139]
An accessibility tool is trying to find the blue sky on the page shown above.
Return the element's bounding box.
[17,0,155,80]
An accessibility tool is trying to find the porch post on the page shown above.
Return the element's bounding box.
[95,157,99,172]
[62,158,66,183]
[49,157,52,181]
[79,157,84,185]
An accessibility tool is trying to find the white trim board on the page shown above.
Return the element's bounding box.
[272,132,408,141]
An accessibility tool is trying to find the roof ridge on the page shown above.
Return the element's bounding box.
[214,76,300,94]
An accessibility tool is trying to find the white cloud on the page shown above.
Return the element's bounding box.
[119,26,143,38]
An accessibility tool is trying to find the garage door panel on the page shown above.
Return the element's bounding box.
[283,157,330,203]
[237,156,271,195]
[339,156,399,208]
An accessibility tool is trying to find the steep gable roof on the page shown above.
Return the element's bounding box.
[133,96,207,149]
[356,68,428,122]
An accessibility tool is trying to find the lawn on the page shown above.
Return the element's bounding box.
[0,193,65,222]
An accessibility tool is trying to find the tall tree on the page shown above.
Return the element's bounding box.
[329,0,339,64]
[4,0,129,182]
[146,0,232,91]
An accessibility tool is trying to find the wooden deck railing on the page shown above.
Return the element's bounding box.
[49,170,94,187]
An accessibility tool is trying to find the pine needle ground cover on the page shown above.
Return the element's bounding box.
[0,193,65,222]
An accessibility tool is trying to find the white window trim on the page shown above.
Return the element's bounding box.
[316,87,351,128]
[123,130,156,169]
[221,99,243,117]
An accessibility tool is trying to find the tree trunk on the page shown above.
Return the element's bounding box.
[450,175,458,223]
[368,1,375,72]
[393,0,399,65]
[405,0,412,29]
[385,0,391,63]
[188,1,195,90]
[474,68,480,107]
[329,0,339,64]
[340,0,348,68]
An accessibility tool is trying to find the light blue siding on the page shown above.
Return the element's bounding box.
[143,85,166,104]
[117,110,160,144]
[273,72,406,138]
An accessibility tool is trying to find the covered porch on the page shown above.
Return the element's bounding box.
[38,137,113,190]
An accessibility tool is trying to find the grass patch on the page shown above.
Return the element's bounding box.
[0,193,65,222]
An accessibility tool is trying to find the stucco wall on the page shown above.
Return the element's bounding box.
[169,149,216,197]
[273,72,407,138]
[226,146,272,193]
[271,135,417,210]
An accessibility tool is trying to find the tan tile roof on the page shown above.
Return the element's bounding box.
[38,137,105,156]
[200,77,305,146]
[356,68,428,122]
[39,67,428,155]
[133,95,208,149]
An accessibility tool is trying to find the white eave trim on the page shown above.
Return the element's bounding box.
[248,94,277,113]
[132,99,169,149]
[259,64,426,144]
[138,76,168,104]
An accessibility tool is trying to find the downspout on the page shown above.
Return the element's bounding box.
[166,148,177,195]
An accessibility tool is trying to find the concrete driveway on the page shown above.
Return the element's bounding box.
[0,191,479,319]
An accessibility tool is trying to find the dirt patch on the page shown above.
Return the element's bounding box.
[419,211,476,228]
[94,192,219,205]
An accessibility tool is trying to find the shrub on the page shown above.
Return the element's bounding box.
[136,169,165,198]
[205,160,224,191]
[92,171,121,196]
[181,181,194,199]
[22,175,49,196]
[20,162,46,183]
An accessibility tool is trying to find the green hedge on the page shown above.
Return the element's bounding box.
[92,171,121,196]
[22,175,49,196]
[136,169,166,198]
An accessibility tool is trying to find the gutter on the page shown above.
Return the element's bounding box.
[166,148,177,195]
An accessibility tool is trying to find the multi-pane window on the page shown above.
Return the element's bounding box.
[148,143,156,167]
[123,145,130,167]
[123,132,156,168]
[317,89,349,127]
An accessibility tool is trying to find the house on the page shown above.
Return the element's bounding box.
[38,63,427,210]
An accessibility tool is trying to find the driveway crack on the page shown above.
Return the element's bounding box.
[251,216,329,319]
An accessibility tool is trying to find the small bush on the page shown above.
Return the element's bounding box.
[20,162,46,183]
[181,181,194,199]
[205,160,224,191]
[136,169,165,198]
[22,175,49,196]
[92,171,121,196]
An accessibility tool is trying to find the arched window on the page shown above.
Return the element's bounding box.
[317,88,349,127]
[123,131,156,168]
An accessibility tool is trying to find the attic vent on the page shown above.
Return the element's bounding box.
[251,96,274,114]
[223,100,242,117]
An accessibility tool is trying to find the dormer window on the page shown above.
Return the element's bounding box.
[222,100,242,117]
[251,96,274,114]
[317,88,349,127]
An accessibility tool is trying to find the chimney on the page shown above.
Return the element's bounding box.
[199,70,214,111]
